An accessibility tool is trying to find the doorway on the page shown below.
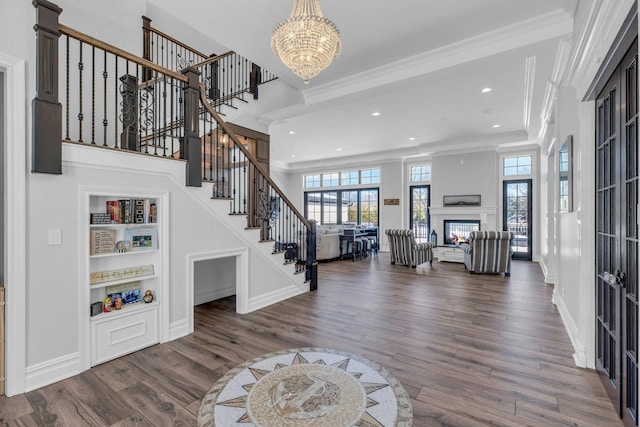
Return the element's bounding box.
[410,185,430,243]
[503,179,532,261]
[595,38,638,426]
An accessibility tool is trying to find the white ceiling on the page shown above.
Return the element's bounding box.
[146,0,576,170]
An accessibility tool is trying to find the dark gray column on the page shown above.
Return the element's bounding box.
[181,67,202,187]
[32,0,63,174]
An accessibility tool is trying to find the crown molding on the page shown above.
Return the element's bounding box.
[302,9,573,106]
[564,0,635,98]
[523,56,537,132]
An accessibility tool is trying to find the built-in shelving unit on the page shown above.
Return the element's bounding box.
[83,191,168,366]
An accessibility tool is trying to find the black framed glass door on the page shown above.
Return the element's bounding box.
[503,179,532,260]
[595,38,638,426]
[410,185,430,243]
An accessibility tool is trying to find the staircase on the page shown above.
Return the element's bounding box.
[32,4,317,298]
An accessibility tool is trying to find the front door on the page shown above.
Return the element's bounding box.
[595,38,638,426]
[503,179,532,261]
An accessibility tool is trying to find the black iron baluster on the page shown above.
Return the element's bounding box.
[78,40,84,142]
[170,77,174,155]
[137,64,144,153]
[91,46,95,144]
[65,35,70,140]
[162,73,167,156]
[102,50,108,146]
[114,55,118,148]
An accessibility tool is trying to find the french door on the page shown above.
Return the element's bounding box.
[410,185,430,243]
[595,38,638,426]
[503,179,532,261]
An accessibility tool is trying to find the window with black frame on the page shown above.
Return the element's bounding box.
[304,189,379,226]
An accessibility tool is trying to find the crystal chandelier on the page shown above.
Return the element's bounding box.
[271,0,341,83]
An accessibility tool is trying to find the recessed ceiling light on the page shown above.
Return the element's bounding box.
[336,148,343,151]
[371,112,381,117]
[492,124,501,128]
[291,154,296,158]
[482,87,493,93]
[409,137,416,141]
[289,131,295,134]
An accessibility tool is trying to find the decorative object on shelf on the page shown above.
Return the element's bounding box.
[430,229,438,246]
[103,297,113,312]
[197,348,413,427]
[115,240,130,253]
[90,264,154,285]
[124,227,158,250]
[271,0,341,83]
[90,212,111,224]
[90,229,116,255]
[442,194,482,206]
[143,289,154,303]
[114,297,123,310]
[90,301,103,317]
[106,281,142,306]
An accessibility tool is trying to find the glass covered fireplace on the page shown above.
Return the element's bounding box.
[444,220,480,245]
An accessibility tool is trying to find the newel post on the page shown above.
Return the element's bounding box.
[306,220,318,291]
[32,0,63,174]
[141,16,152,82]
[180,67,202,187]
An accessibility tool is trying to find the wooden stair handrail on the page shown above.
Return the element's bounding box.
[59,24,188,83]
[198,84,311,231]
[191,51,235,69]
[144,18,209,60]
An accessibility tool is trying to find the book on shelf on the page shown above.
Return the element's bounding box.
[90,229,116,255]
[104,199,156,224]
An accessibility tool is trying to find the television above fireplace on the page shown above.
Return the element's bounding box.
[444,220,480,245]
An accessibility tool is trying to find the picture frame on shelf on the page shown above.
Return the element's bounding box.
[124,227,158,251]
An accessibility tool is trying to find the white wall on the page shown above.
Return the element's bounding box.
[431,150,498,210]
[0,71,4,283]
[542,0,635,369]
[194,257,236,305]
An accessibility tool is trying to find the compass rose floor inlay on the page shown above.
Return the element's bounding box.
[197,348,413,427]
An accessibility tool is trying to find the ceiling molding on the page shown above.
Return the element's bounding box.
[302,9,573,106]
[564,0,635,97]
[523,56,537,132]
[538,38,572,141]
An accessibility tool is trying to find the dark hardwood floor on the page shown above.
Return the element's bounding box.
[1,254,622,426]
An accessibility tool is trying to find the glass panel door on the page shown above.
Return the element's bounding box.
[503,179,532,260]
[410,185,430,243]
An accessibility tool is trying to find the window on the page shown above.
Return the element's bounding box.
[303,168,382,188]
[322,173,339,187]
[503,155,532,176]
[341,171,359,186]
[305,175,320,188]
[410,165,431,182]
[304,189,379,226]
[361,168,380,184]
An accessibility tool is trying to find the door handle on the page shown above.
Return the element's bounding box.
[603,270,626,287]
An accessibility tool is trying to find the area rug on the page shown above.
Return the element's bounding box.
[197,347,413,426]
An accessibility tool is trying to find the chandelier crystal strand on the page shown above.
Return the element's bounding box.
[271,0,341,83]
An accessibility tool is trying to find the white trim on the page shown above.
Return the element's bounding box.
[1,52,27,396]
[25,353,81,393]
[247,285,306,313]
[186,248,249,335]
[168,319,189,341]
[522,56,536,132]
[552,289,588,368]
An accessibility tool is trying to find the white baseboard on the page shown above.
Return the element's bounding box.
[538,258,555,284]
[25,353,81,392]
[552,289,587,367]
[194,287,236,306]
[168,319,190,341]
[248,285,307,313]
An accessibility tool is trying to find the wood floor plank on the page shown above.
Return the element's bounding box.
[0,255,623,426]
